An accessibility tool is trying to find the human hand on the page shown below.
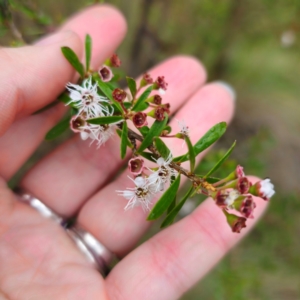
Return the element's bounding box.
[0,5,268,300]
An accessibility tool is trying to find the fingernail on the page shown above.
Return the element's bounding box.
[215,81,236,102]
[35,31,74,46]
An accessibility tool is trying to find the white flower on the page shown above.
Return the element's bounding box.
[177,119,189,136]
[148,153,177,192]
[224,190,240,208]
[66,77,110,118]
[259,178,275,199]
[117,177,156,211]
[80,123,116,148]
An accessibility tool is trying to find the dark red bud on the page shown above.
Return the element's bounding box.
[132,112,148,128]
[215,190,229,208]
[237,177,251,194]
[128,158,144,175]
[112,88,127,102]
[232,217,247,233]
[143,73,153,84]
[70,116,86,133]
[110,53,121,67]
[153,95,162,105]
[154,107,166,121]
[154,76,168,91]
[240,196,256,218]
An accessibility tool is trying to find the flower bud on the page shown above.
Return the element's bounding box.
[237,177,251,194]
[140,73,154,88]
[153,107,166,121]
[223,210,247,233]
[236,165,245,178]
[112,88,127,102]
[215,189,240,208]
[249,178,275,200]
[70,116,86,133]
[99,65,113,82]
[147,94,162,105]
[128,157,144,176]
[132,112,148,128]
[153,76,168,94]
[109,53,121,67]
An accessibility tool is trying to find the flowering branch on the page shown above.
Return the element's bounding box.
[45,35,275,233]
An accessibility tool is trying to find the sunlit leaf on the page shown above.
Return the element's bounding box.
[61,47,84,78]
[147,175,181,220]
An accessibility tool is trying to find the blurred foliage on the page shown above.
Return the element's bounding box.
[1,0,300,299]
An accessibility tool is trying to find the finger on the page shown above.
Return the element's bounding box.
[77,82,235,257]
[0,31,81,137]
[105,177,268,300]
[21,56,207,216]
[0,5,127,179]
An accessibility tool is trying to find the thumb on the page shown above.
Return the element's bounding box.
[0,31,82,136]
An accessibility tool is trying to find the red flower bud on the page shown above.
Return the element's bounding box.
[99,65,113,82]
[240,196,256,219]
[237,177,251,194]
[223,210,247,233]
[132,112,148,128]
[143,73,153,85]
[112,88,127,102]
[110,53,121,67]
[153,95,162,105]
[154,76,168,93]
[236,165,245,178]
[128,157,144,175]
[154,107,166,121]
[215,190,229,208]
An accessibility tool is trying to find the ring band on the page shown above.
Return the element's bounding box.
[14,187,114,276]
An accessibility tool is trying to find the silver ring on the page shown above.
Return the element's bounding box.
[66,225,114,276]
[14,187,114,276]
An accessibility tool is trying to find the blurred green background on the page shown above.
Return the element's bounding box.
[1,0,300,299]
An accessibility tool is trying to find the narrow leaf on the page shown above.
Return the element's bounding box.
[205,140,236,177]
[205,176,222,184]
[120,121,128,159]
[167,196,176,213]
[139,151,157,162]
[173,122,227,162]
[45,117,70,140]
[116,129,133,148]
[138,126,150,137]
[161,186,194,228]
[96,78,123,112]
[61,47,85,78]
[132,85,153,111]
[126,77,137,98]
[154,137,170,160]
[138,114,168,153]
[147,175,181,220]
[184,135,196,172]
[85,34,92,71]
[87,116,123,125]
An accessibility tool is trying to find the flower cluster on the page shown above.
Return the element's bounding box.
[51,34,276,233]
[210,165,275,232]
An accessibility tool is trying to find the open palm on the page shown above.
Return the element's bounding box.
[0,5,267,300]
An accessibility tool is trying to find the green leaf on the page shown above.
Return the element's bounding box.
[154,137,170,160]
[163,125,172,134]
[173,122,227,162]
[205,176,222,184]
[61,47,85,78]
[161,186,194,228]
[184,135,196,172]
[147,175,181,220]
[126,77,137,99]
[138,126,150,137]
[138,114,168,153]
[167,196,176,214]
[96,78,123,113]
[205,140,236,177]
[120,121,128,159]
[116,129,133,148]
[45,117,70,140]
[85,34,92,72]
[87,116,123,125]
[139,151,157,162]
[132,85,153,112]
